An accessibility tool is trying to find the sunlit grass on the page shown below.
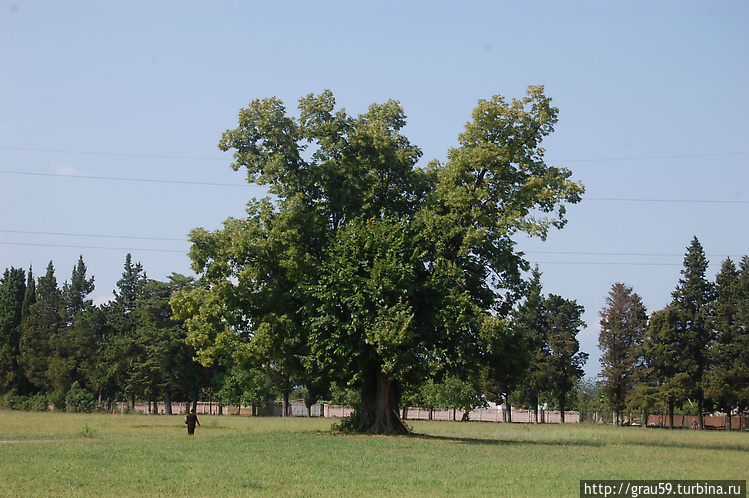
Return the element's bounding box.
[1,410,746,496]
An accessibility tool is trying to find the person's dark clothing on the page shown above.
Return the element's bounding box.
[186,412,199,435]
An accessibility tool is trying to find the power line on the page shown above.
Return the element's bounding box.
[3,145,747,163]
[0,170,252,188]
[524,250,742,258]
[0,241,187,254]
[0,229,187,242]
[1,169,745,204]
[0,146,226,161]
[585,197,749,204]
[551,151,749,162]
[0,231,743,260]
[529,261,684,266]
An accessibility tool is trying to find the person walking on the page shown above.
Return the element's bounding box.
[185,408,201,435]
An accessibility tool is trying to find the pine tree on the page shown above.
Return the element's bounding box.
[104,254,149,408]
[704,258,740,429]
[733,257,749,426]
[538,294,588,422]
[670,237,715,429]
[511,266,548,422]
[598,283,648,424]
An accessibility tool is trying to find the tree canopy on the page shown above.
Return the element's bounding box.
[172,87,584,434]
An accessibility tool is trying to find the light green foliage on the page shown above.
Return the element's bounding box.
[173,87,583,433]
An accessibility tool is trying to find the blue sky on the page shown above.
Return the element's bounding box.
[1,1,747,377]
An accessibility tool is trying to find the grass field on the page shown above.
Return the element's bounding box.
[1,410,747,496]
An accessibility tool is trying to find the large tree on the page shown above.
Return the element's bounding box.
[735,257,749,424]
[670,237,715,429]
[173,87,583,434]
[704,258,741,429]
[598,282,648,425]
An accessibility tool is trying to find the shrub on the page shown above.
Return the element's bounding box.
[21,393,49,412]
[49,390,67,411]
[65,382,95,413]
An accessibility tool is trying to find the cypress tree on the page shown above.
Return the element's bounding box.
[0,267,27,393]
[20,262,63,392]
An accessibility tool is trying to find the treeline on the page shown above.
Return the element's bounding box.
[0,250,592,418]
[598,237,749,430]
[0,254,210,412]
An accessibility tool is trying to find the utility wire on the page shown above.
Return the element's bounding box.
[3,145,747,163]
[1,230,742,259]
[0,170,251,188]
[0,241,186,254]
[551,151,749,163]
[0,229,187,242]
[1,169,745,204]
[585,197,749,204]
[0,146,226,161]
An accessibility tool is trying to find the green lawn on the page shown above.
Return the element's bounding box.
[1,410,746,496]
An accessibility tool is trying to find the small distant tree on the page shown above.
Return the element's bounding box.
[537,294,588,423]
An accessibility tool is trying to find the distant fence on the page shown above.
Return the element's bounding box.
[114,401,579,423]
[647,414,748,429]
[108,402,746,428]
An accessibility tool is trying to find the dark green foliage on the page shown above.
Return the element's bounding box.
[65,381,95,413]
[538,294,588,422]
[669,237,715,429]
[1,253,211,414]
[19,261,63,392]
[0,267,27,393]
[598,283,648,424]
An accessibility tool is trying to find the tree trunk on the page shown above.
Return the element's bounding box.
[164,390,172,415]
[357,370,409,435]
[668,401,675,429]
[697,396,704,430]
[283,390,290,418]
[559,394,566,424]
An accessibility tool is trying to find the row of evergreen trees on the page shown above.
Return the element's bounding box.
[0,251,593,418]
[598,237,749,429]
[0,254,209,412]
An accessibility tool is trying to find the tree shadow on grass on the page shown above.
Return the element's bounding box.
[408,431,749,453]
